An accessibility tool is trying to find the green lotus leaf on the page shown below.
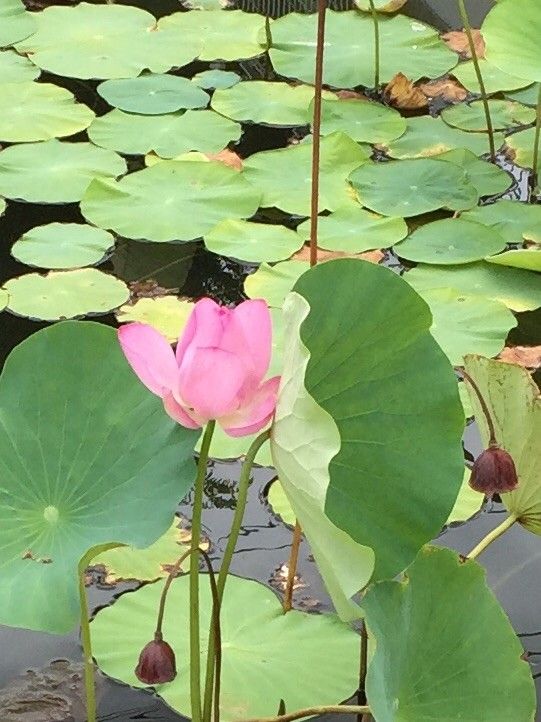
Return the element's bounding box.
[383,116,503,159]
[394,218,506,265]
[0,140,126,203]
[269,10,456,88]
[92,574,360,720]
[3,268,129,321]
[0,321,199,632]
[442,99,535,133]
[447,467,483,525]
[267,479,296,526]
[464,355,541,535]
[0,0,36,48]
[0,82,94,142]
[354,0,407,11]
[274,260,464,593]
[505,126,539,169]
[244,132,369,216]
[0,49,39,82]
[97,74,209,115]
[458,380,474,418]
[192,69,240,90]
[364,546,536,722]
[505,83,540,106]
[483,0,541,83]
[406,261,541,312]
[296,204,407,253]
[0,198,5,217]
[452,59,531,94]
[461,200,541,244]
[0,288,7,311]
[314,96,406,143]
[11,222,114,269]
[244,260,309,308]
[117,296,195,343]
[204,219,302,263]
[15,2,198,80]
[157,9,266,62]
[435,148,512,197]
[487,249,541,273]
[349,158,478,217]
[87,109,241,158]
[81,160,260,242]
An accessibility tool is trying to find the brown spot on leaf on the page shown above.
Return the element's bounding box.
[498,346,541,370]
[291,245,384,264]
[442,29,486,59]
[205,149,243,171]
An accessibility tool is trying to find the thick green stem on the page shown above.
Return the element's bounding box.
[532,83,541,194]
[240,705,371,722]
[283,520,302,613]
[367,0,380,89]
[457,0,495,160]
[466,514,517,560]
[190,420,216,722]
[458,368,497,446]
[78,560,97,722]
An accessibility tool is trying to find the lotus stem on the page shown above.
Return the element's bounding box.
[240,704,372,722]
[456,368,497,446]
[358,623,368,708]
[532,83,541,195]
[466,514,517,560]
[78,559,97,722]
[283,520,302,613]
[367,0,380,89]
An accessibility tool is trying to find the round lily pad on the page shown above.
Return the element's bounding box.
[3,269,129,321]
[296,204,407,252]
[81,159,260,242]
[204,219,303,262]
[0,0,36,48]
[0,82,95,142]
[315,96,406,144]
[0,50,39,82]
[0,288,7,311]
[243,132,370,216]
[442,99,535,132]
[0,199,6,217]
[452,59,531,94]
[349,158,478,217]
[0,140,126,204]
[383,116,503,159]
[116,296,194,342]
[394,218,506,265]
[435,148,512,197]
[97,74,209,115]
[192,69,240,90]
[269,10,456,89]
[87,109,241,158]
[11,223,114,269]
[505,127,538,169]
[267,479,296,526]
[487,249,541,273]
[92,574,360,721]
[461,200,541,244]
[505,83,540,106]
[244,260,309,308]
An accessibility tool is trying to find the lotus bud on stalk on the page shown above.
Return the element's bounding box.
[135,631,177,685]
[469,443,519,498]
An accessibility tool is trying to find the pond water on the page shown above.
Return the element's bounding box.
[0,0,540,719]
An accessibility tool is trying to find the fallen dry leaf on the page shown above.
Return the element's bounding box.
[334,89,370,101]
[419,78,468,103]
[442,29,485,59]
[292,245,384,265]
[498,346,541,370]
[384,72,428,110]
[206,148,243,171]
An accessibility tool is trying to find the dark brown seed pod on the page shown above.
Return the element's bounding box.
[469,444,518,497]
[135,632,177,685]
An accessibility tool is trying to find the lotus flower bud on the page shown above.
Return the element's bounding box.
[135,632,177,685]
[469,444,518,497]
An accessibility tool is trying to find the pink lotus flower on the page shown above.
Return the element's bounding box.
[118,298,281,437]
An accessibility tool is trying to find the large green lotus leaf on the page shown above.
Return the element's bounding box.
[0,49,39,82]
[394,218,506,265]
[452,59,531,94]
[0,288,7,311]
[97,74,209,115]
[267,479,296,526]
[442,99,535,132]
[435,148,512,197]
[11,222,114,270]
[447,467,483,525]
[0,0,36,48]
[92,574,360,720]
[314,97,406,144]
[204,220,303,262]
[505,126,539,169]
[383,116,502,159]
[192,69,240,90]
[244,133,370,216]
[414,287,516,365]
[0,140,126,203]
[0,321,199,632]
[157,10,266,62]
[117,297,194,343]
[87,109,240,158]
[363,546,535,722]
[483,0,541,83]
[461,201,541,244]
[506,83,540,106]
[81,160,260,243]
[296,205,407,253]
[487,249,541,273]
[350,158,478,217]
[274,260,465,589]
[269,11,456,89]
[464,355,541,535]
[0,82,94,142]
[406,261,541,312]
[244,261,309,308]
[15,2,198,80]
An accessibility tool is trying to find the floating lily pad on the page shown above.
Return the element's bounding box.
[267,479,295,526]
[87,109,241,158]
[0,0,36,48]
[435,148,512,197]
[442,99,535,132]
[487,249,541,273]
[0,321,198,632]
[505,127,538,169]
[0,49,39,82]
[0,288,7,311]
[383,116,502,159]
[116,297,194,343]
[0,140,126,203]
[269,10,456,89]
[364,546,536,722]
[92,574,360,721]
[244,260,309,308]
[296,205,407,252]
[350,158,478,217]
[81,160,260,242]
[505,83,540,106]
[205,220,303,262]
[0,82,94,142]
[315,96,406,143]
[192,69,240,90]
[406,261,541,312]
[11,223,114,269]
[3,269,129,321]
[0,199,5,217]
[394,218,506,265]
[461,200,541,244]
[447,468,483,525]
[244,133,369,216]
[452,59,530,94]
[97,74,209,115]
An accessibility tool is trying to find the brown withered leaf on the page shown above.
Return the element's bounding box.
[206,148,243,171]
[419,78,468,103]
[334,89,370,101]
[442,29,485,59]
[292,245,384,265]
[384,73,428,110]
[498,346,541,370]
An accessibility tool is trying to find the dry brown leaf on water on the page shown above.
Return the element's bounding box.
[334,89,370,101]
[498,346,541,370]
[383,73,428,110]
[292,245,384,265]
[442,29,486,59]
[206,148,243,171]
[419,78,468,103]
